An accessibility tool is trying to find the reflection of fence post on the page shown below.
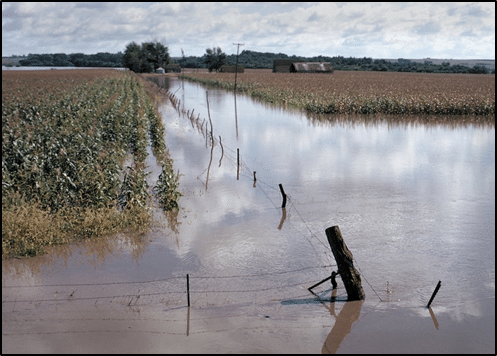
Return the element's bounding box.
[325,226,365,301]
[218,136,224,167]
[277,206,287,230]
[206,91,213,145]
[278,184,287,208]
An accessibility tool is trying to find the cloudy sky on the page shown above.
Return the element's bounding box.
[2,2,495,59]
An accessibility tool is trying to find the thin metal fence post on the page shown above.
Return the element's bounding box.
[187,274,190,307]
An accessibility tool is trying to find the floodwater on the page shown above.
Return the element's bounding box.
[2,77,495,353]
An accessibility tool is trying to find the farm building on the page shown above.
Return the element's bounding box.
[273,59,333,73]
[164,64,181,73]
[273,59,304,72]
[219,65,244,73]
[155,67,165,74]
[290,62,333,73]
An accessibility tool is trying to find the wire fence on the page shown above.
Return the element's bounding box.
[2,84,382,313]
[162,86,383,302]
[167,87,336,267]
[2,264,345,309]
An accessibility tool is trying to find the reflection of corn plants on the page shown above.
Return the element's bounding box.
[154,160,182,211]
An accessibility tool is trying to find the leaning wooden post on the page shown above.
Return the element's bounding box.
[325,226,365,301]
[278,184,287,208]
[426,281,441,308]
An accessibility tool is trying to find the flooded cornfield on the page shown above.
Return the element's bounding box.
[2,76,495,353]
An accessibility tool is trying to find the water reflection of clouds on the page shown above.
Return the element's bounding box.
[163,80,494,326]
[2,79,494,354]
[160,101,328,271]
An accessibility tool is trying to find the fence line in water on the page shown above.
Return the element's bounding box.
[153,81,383,301]
[165,84,385,298]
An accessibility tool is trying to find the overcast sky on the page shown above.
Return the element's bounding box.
[2,2,495,59]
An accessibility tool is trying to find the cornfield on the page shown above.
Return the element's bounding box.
[179,69,495,117]
[2,69,181,257]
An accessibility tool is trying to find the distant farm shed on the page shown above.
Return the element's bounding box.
[219,65,244,73]
[273,59,304,73]
[290,62,333,73]
[155,67,165,74]
[164,64,181,73]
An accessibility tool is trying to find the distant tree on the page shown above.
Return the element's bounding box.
[52,53,72,67]
[123,42,145,72]
[469,65,488,74]
[69,53,87,67]
[123,41,170,73]
[142,42,170,70]
[204,47,226,72]
[19,53,53,66]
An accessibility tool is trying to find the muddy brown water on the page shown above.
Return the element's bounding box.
[2,77,495,353]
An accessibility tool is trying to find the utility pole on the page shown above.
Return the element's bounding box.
[233,43,244,92]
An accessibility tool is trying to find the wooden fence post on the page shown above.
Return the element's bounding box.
[279,184,287,208]
[237,148,240,180]
[325,226,365,301]
[186,274,190,307]
[426,281,441,308]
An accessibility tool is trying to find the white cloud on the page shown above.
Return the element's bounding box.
[2,2,495,58]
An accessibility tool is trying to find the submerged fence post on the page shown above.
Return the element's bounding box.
[278,184,287,208]
[237,148,240,180]
[426,281,441,308]
[187,274,190,307]
[325,226,365,301]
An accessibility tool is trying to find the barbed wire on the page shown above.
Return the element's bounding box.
[167,87,385,302]
[2,265,335,289]
[172,88,386,302]
[2,85,380,308]
[2,277,340,304]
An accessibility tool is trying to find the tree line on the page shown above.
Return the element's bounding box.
[18,52,124,67]
[12,43,494,74]
[179,50,493,74]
